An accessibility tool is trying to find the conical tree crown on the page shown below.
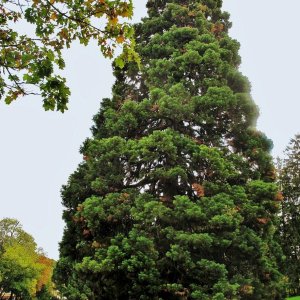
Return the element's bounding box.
[54,1,284,299]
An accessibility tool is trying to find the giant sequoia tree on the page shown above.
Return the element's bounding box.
[54,1,284,299]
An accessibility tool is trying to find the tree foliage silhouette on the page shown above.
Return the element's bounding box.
[0,218,55,299]
[277,134,300,296]
[54,1,284,299]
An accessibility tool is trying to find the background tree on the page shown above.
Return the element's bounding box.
[0,218,56,299]
[277,134,300,296]
[0,218,35,248]
[54,0,284,299]
[36,255,56,297]
[0,0,137,112]
[0,241,41,299]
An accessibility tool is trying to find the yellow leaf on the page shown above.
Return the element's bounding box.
[95,11,103,18]
[50,12,57,21]
[116,35,125,43]
[60,28,68,39]
[120,10,130,18]
[109,17,118,26]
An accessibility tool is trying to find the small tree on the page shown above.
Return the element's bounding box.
[277,134,300,296]
[55,1,284,299]
[0,218,56,299]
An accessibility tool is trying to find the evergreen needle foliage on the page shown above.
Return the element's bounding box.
[54,1,285,299]
[277,134,300,296]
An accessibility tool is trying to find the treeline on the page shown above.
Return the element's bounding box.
[0,218,57,300]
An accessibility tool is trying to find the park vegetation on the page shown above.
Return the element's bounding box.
[0,218,56,299]
[1,0,299,299]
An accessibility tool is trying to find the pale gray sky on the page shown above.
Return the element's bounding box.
[0,0,299,259]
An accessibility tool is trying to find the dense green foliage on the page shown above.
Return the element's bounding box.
[0,218,55,299]
[0,0,136,111]
[277,135,300,296]
[55,0,284,299]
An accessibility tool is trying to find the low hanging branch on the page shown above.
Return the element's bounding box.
[0,0,139,112]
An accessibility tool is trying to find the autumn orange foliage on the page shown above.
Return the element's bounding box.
[36,256,55,292]
[192,183,205,197]
[257,218,269,225]
[274,191,284,202]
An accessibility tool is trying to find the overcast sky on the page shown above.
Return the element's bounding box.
[1,0,299,259]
